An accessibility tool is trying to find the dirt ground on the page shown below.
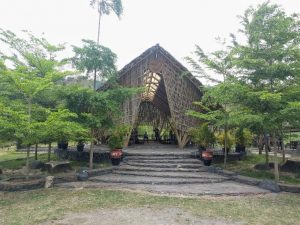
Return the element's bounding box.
[42,207,245,225]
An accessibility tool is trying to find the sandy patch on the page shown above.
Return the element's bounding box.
[42,207,245,225]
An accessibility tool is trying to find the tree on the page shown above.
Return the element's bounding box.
[185,44,238,167]
[71,39,118,169]
[40,109,88,161]
[186,2,300,178]
[0,103,27,144]
[72,39,117,91]
[231,1,300,181]
[63,84,135,169]
[0,29,72,172]
[89,0,123,44]
[187,79,262,167]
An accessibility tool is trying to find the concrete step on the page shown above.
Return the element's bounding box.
[113,170,226,179]
[89,174,229,185]
[124,162,202,169]
[124,153,192,159]
[116,165,204,173]
[125,158,201,164]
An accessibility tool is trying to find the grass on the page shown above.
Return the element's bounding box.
[0,151,31,170]
[0,150,109,172]
[1,188,300,225]
[215,153,300,185]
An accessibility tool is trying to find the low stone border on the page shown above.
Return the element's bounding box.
[278,183,300,193]
[87,168,114,177]
[207,166,300,193]
[53,167,114,185]
[0,177,45,191]
[0,167,115,191]
[231,175,261,186]
[53,174,78,184]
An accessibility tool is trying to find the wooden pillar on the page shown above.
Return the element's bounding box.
[175,130,189,149]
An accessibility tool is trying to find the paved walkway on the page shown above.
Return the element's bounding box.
[58,144,269,196]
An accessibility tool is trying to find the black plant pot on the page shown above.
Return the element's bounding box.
[203,159,212,166]
[77,143,84,152]
[111,158,121,166]
[58,141,68,150]
[235,144,246,153]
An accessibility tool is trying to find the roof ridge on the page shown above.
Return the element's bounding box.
[119,44,202,88]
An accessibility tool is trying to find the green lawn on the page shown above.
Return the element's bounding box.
[215,154,300,185]
[0,150,109,172]
[1,188,300,225]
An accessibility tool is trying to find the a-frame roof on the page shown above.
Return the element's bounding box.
[118,44,203,148]
[119,44,202,89]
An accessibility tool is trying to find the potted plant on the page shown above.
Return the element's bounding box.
[76,140,85,152]
[190,123,215,166]
[201,150,214,166]
[215,130,235,153]
[107,125,128,166]
[108,135,123,165]
[57,140,68,150]
[235,128,253,153]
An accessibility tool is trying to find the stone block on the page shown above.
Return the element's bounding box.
[233,175,260,186]
[259,179,281,192]
[44,161,72,173]
[77,170,89,181]
[281,160,300,173]
[30,160,45,170]
[278,183,300,193]
[45,176,54,188]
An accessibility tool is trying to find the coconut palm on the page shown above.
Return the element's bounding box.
[90,0,123,44]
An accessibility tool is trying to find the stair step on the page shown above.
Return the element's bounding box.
[124,153,192,158]
[124,162,202,169]
[89,174,228,185]
[115,165,204,173]
[125,159,200,164]
[113,170,225,179]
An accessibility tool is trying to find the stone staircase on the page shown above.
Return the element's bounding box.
[89,152,230,185]
[57,146,270,196]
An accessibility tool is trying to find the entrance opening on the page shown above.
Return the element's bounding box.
[128,71,177,146]
[129,123,177,146]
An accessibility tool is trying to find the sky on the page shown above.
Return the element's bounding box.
[0,0,299,73]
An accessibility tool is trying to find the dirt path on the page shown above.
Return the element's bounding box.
[42,207,245,225]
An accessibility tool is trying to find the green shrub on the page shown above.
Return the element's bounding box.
[189,123,215,149]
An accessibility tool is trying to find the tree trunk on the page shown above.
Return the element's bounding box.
[47,143,52,162]
[264,134,270,167]
[35,143,38,160]
[224,123,228,168]
[26,145,30,179]
[272,134,279,182]
[258,134,264,154]
[89,139,94,169]
[282,140,286,163]
[26,98,32,176]
[93,69,97,91]
[97,1,102,44]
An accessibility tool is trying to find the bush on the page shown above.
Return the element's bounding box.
[189,123,215,149]
[215,130,235,151]
[107,125,129,150]
[235,128,254,147]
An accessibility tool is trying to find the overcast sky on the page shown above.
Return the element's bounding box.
[0,0,299,71]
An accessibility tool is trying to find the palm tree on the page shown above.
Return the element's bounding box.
[84,1,123,169]
[90,0,123,44]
